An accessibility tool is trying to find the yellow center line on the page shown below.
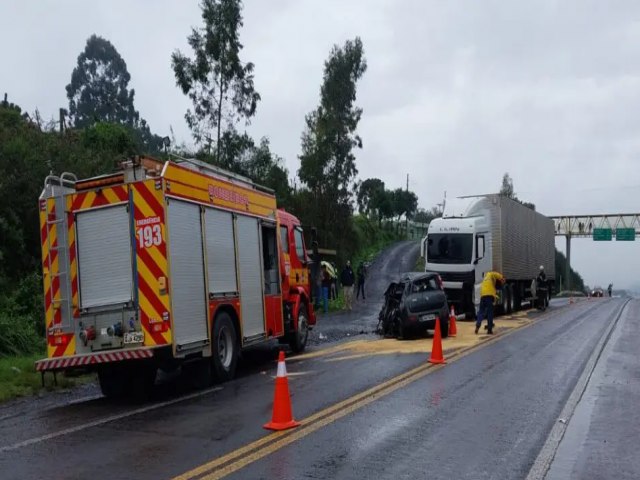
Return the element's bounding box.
[173,316,540,480]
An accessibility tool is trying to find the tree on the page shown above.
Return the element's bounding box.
[297,37,367,251]
[242,137,292,206]
[413,206,442,224]
[172,0,260,157]
[357,178,385,216]
[390,189,418,221]
[500,172,515,198]
[66,35,140,128]
[499,172,536,210]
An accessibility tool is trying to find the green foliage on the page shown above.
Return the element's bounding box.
[390,188,418,220]
[357,179,419,228]
[0,273,44,356]
[357,178,386,217]
[0,354,94,403]
[80,122,138,155]
[243,137,292,206]
[181,133,293,208]
[65,35,164,153]
[0,102,143,356]
[413,207,442,224]
[66,35,139,128]
[350,215,402,266]
[500,172,515,198]
[555,248,585,292]
[500,171,536,210]
[299,37,367,198]
[172,0,260,153]
[297,37,367,258]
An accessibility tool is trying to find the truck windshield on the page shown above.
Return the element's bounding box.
[426,233,473,264]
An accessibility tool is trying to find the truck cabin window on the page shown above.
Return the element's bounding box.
[427,233,473,264]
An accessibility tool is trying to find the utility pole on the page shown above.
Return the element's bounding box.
[565,234,572,292]
[405,174,409,238]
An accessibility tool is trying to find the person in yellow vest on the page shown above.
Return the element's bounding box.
[475,271,505,335]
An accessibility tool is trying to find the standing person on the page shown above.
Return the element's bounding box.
[536,265,548,309]
[475,271,505,335]
[321,265,331,313]
[608,283,613,297]
[356,262,366,300]
[341,261,355,311]
[330,263,338,300]
[314,266,323,310]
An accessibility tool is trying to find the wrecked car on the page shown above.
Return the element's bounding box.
[378,272,450,339]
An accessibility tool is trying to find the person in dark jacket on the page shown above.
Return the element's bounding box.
[340,261,355,311]
[321,265,332,313]
[356,262,366,300]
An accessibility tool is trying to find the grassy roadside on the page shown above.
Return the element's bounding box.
[0,354,94,403]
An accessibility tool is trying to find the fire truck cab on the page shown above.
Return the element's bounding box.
[36,156,316,398]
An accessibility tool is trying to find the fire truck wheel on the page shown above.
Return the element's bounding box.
[289,302,309,353]
[129,364,157,401]
[98,366,129,399]
[212,312,238,382]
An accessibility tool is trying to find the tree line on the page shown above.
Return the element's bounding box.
[0,0,431,354]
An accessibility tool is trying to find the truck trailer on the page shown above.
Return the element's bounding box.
[36,156,316,398]
[421,194,555,318]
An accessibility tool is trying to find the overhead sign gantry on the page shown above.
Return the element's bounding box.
[549,214,639,291]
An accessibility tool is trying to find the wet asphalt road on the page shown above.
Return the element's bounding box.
[0,239,635,479]
[546,298,640,479]
[309,240,421,343]
[228,298,630,480]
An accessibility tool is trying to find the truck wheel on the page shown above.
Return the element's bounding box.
[211,312,238,382]
[289,302,309,353]
[499,289,509,315]
[506,287,514,315]
[98,366,129,400]
[129,364,157,401]
[513,287,522,311]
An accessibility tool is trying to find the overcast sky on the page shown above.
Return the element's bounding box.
[2,0,640,289]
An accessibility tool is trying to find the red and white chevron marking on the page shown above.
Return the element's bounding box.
[35,348,154,371]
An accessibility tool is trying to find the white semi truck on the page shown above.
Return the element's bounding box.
[421,194,555,318]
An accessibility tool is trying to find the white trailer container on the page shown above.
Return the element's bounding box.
[422,194,555,317]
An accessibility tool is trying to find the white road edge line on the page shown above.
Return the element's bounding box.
[525,299,630,480]
[0,386,224,454]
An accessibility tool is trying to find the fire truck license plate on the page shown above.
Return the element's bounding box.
[124,332,144,344]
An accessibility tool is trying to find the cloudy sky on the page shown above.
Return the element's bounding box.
[2,0,640,289]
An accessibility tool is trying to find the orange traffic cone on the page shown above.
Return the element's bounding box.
[428,316,447,364]
[264,351,300,431]
[448,305,458,337]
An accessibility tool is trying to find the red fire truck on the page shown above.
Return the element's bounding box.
[36,156,316,397]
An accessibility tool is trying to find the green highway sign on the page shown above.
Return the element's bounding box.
[616,228,636,241]
[593,228,612,241]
